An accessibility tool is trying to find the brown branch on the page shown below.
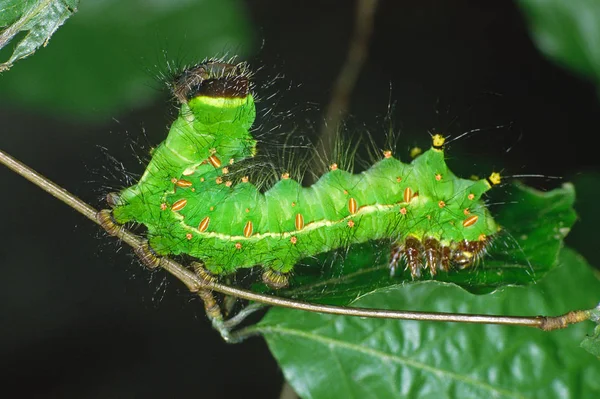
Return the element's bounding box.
[0,147,595,332]
[319,0,379,154]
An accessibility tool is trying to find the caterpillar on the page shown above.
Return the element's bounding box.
[100,60,501,289]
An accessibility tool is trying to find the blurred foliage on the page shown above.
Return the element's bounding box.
[0,0,254,121]
[518,0,600,89]
[259,248,600,398]
[0,0,79,72]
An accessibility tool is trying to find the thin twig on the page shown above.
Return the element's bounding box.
[319,0,379,153]
[0,148,595,331]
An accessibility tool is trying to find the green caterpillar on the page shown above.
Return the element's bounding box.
[103,60,501,289]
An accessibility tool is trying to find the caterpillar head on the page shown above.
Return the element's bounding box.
[171,61,256,130]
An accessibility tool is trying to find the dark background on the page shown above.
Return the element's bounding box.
[1,1,598,398]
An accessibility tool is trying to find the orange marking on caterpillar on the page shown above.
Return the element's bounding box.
[241,176,249,183]
[463,208,470,215]
[348,198,358,214]
[229,158,235,165]
[435,173,442,181]
[468,193,475,200]
[463,215,479,227]
[438,200,446,208]
[396,176,402,183]
[347,220,355,228]
[171,178,177,184]
[243,221,253,237]
[295,213,305,230]
[222,167,229,174]
[175,179,193,188]
[245,208,250,213]
[171,199,188,211]
[400,207,407,215]
[478,234,487,241]
[281,172,290,180]
[383,150,392,159]
[291,202,296,207]
[200,177,205,182]
[198,217,210,232]
[216,177,223,184]
[160,203,167,211]
[329,163,338,171]
[235,242,242,250]
[225,181,232,187]
[403,187,414,203]
[290,236,297,245]
[185,233,193,240]
[208,154,222,168]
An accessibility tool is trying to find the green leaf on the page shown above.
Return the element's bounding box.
[257,248,600,398]
[582,325,600,358]
[268,183,576,304]
[0,0,254,120]
[517,0,600,84]
[0,0,79,72]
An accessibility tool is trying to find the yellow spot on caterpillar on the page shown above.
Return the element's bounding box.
[208,154,222,168]
[400,207,407,215]
[329,163,338,171]
[171,199,187,211]
[295,213,304,230]
[478,234,487,241]
[396,176,402,183]
[489,172,502,185]
[160,203,167,211]
[175,179,193,188]
[432,134,445,147]
[183,168,195,176]
[468,193,475,200]
[191,188,195,192]
[291,202,296,207]
[235,242,242,250]
[403,187,414,203]
[222,167,229,174]
[171,177,177,184]
[199,217,210,232]
[463,208,470,215]
[343,190,348,195]
[435,173,442,181]
[438,200,446,208]
[209,206,214,211]
[383,150,392,159]
[200,177,205,182]
[216,177,223,184]
[229,158,234,165]
[186,233,193,240]
[347,220,355,228]
[290,236,297,245]
[348,198,358,214]
[410,147,422,159]
[281,172,290,180]
[243,221,253,237]
[463,215,479,227]
[241,176,249,183]
[225,181,232,187]
[245,208,250,213]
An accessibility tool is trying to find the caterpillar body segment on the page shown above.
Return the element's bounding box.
[110,60,500,288]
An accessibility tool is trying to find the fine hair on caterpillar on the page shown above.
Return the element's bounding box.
[100,58,504,290]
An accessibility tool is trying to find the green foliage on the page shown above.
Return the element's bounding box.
[258,248,600,398]
[0,0,254,120]
[0,0,78,72]
[518,0,600,87]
